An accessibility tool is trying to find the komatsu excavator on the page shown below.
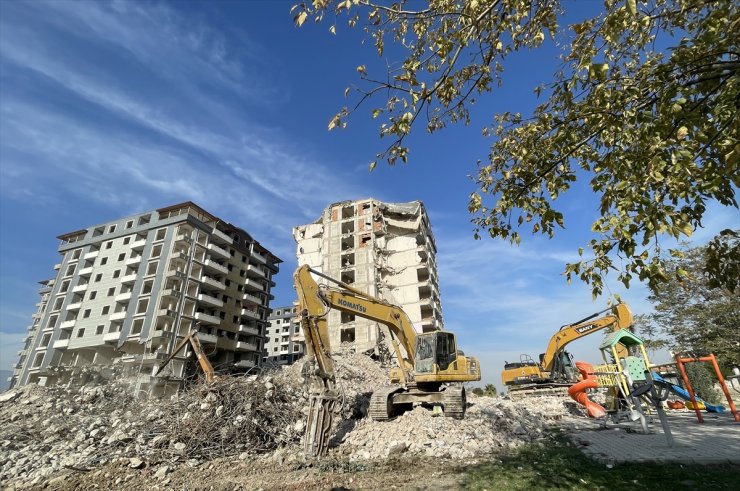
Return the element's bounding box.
[502,302,633,399]
[294,265,480,457]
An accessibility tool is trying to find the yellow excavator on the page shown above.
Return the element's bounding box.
[153,326,216,383]
[502,302,633,398]
[294,265,480,457]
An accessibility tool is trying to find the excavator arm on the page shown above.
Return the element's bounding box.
[540,302,633,373]
[153,326,216,383]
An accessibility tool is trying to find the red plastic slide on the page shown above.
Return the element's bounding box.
[569,362,607,418]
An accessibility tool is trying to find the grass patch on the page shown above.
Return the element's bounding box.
[461,431,739,490]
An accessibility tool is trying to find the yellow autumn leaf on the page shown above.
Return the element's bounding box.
[294,11,307,27]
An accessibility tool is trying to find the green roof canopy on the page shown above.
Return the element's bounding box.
[599,328,644,350]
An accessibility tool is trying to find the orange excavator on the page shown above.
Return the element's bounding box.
[502,303,633,399]
[153,327,216,382]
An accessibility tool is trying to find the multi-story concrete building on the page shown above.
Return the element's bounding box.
[8,202,280,395]
[263,305,305,365]
[293,199,442,353]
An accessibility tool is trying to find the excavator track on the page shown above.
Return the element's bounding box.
[508,384,571,401]
[442,386,466,419]
[369,386,402,421]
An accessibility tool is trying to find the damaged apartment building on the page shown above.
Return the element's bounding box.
[293,199,442,354]
[9,202,280,395]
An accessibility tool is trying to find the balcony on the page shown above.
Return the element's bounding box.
[126,256,142,267]
[60,320,76,330]
[240,308,260,320]
[78,267,94,276]
[103,332,120,343]
[204,260,228,275]
[66,301,82,311]
[234,359,256,369]
[54,262,62,270]
[242,292,262,306]
[150,329,173,340]
[158,309,177,319]
[197,332,218,344]
[170,251,189,262]
[238,324,260,336]
[246,265,266,278]
[121,274,137,284]
[201,276,226,291]
[53,339,70,349]
[84,251,99,260]
[72,284,88,293]
[236,341,258,352]
[131,238,147,250]
[115,292,132,303]
[244,278,264,291]
[109,311,127,321]
[194,312,222,326]
[161,288,181,299]
[250,251,266,264]
[211,228,233,245]
[207,243,230,259]
[197,293,224,308]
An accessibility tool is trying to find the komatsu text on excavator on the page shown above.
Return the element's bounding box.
[294,265,480,457]
[501,303,633,399]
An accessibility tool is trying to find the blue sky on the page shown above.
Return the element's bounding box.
[1,0,736,390]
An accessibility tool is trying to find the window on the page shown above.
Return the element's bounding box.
[60,280,70,293]
[112,270,121,279]
[83,309,91,319]
[273,347,278,352]
[107,287,116,296]
[125,220,134,229]
[131,319,143,335]
[141,280,153,295]
[108,225,117,233]
[138,214,151,226]
[102,306,110,315]
[96,325,104,335]
[146,261,158,276]
[118,253,125,261]
[94,274,103,282]
[53,298,64,310]
[100,257,108,265]
[41,333,51,347]
[77,329,85,338]
[136,299,148,314]
[72,250,81,260]
[225,279,231,287]
[123,237,131,245]
[293,345,300,352]
[65,265,76,276]
[151,244,162,258]
[32,353,44,368]
[155,228,166,241]
[89,291,97,300]
[105,241,113,249]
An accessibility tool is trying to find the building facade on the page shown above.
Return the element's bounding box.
[8,202,280,395]
[262,305,305,365]
[293,199,442,353]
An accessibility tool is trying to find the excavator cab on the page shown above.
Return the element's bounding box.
[414,331,457,373]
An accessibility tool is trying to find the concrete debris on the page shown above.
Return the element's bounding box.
[0,351,585,487]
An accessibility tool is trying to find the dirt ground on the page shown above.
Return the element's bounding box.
[30,455,475,491]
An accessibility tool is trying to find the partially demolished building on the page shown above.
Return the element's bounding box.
[293,199,442,353]
[9,202,280,394]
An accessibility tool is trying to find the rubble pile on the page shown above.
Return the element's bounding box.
[1,351,586,487]
[335,395,579,460]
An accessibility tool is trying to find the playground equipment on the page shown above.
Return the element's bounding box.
[571,329,674,445]
[674,353,739,423]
